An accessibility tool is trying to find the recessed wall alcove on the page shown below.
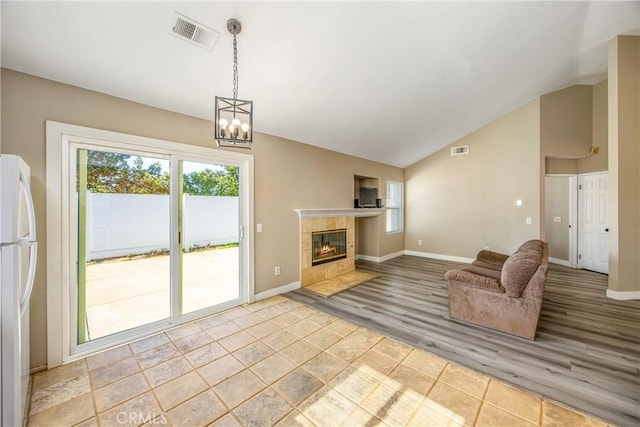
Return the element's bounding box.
[354,175,380,208]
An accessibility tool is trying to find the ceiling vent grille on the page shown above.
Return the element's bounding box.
[450,145,470,156]
[170,13,219,51]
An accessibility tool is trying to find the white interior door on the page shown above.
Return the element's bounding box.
[578,173,608,274]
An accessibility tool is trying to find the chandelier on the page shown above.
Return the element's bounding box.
[215,18,253,148]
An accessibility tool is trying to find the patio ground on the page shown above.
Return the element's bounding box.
[85,247,239,340]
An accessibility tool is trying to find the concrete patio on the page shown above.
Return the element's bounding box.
[85,247,239,340]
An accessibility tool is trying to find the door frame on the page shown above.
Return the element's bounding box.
[46,121,254,366]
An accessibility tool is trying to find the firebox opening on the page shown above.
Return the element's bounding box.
[312,229,347,266]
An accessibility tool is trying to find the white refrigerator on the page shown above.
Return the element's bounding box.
[0,155,37,427]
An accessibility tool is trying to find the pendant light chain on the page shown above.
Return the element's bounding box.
[214,18,252,148]
[233,33,238,101]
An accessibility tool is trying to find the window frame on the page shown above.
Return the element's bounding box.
[385,180,403,234]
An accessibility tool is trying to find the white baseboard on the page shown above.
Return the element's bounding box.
[549,257,571,267]
[606,288,640,300]
[30,364,48,375]
[356,251,404,263]
[381,251,405,262]
[404,250,474,264]
[254,281,301,301]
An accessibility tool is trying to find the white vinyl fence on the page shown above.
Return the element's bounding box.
[86,193,238,260]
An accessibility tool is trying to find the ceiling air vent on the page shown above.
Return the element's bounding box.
[170,13,219,51]
[450,145,470,156]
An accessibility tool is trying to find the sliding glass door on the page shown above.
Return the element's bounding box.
[77,149,172,343]
[73,144,245,352]
[179,161,240,315]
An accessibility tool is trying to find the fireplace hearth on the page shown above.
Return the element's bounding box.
[312,229,347,265]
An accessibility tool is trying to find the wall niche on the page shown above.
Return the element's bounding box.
[354,175,380,208]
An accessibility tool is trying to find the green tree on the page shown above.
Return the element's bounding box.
[183,166,239,196]
[85,151,169,194]
[85,151,236,196]
[130,156,170,194]
[183,168,218,195]
[86,151,131,193]
[216,166,240,196]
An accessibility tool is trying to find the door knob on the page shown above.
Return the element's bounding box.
[605,228,609,232]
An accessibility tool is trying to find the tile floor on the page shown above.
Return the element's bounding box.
[27,295,609,427]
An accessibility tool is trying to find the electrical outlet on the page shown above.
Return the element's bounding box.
[418,239,423,246]
[484,246,490,250]
[274,266,280,276]
[526,217,533,225]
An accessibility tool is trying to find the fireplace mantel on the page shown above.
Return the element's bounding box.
[294,208,384,218]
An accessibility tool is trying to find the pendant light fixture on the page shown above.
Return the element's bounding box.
[215,18,253,148]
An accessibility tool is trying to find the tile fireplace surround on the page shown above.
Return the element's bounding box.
[300,216,355,286]
[295,208,384,287]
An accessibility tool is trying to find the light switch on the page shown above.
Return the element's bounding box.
[526,217,532,225]
[256,223,263,232]
[553,216,562,223]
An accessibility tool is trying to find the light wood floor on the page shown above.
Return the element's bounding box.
[289,255,640,426]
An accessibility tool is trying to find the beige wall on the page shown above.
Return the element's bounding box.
[544,176,571,261]
[578,79,609,173]
[0,69,403,369]
[545,158,577,175]
[540,85,593,159]
[404,99,541,258]
[356,217,380,257]
[608,35,640,295]
[541,80,609,174]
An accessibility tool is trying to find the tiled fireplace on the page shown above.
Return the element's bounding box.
[295,208,384,287]
[300,216,355,286]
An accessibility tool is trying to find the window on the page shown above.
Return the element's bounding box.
[386,180,403,233]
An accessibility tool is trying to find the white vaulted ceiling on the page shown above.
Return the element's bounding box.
[2,1,638,167]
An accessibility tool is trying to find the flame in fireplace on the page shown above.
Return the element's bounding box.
[319,244,337,257]
[311,228,347,265]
